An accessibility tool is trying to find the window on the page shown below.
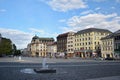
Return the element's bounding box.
[98,42,99,45]
[80,39,81,41]
[89,33,90,35]
[95,42,96,45]
[89,42,91,45]
[80,43,81,45]
[89,37,90,40]
[89,47,90,49]
[83,43,84,45]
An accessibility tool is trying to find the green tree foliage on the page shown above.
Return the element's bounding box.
[15,50,21,56]
[0,38,12,55]
[12,44,17,55]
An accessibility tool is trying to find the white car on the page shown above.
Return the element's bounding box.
[56,53,65,58]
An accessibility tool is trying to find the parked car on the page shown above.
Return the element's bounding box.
[55,53,64,58]
[105,57,115,60]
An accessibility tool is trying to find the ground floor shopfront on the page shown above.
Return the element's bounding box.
[74,50,100,58]
[31,51,47,57]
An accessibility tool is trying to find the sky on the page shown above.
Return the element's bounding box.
[0,0,120,49]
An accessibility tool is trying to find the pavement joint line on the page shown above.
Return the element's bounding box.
[86,76,120,80]
[0,63,120,68]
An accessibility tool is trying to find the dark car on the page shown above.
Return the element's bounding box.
[105,57,115,60]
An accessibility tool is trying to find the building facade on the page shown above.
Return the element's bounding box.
[57,32,75,57]
[67,32,75,57]
[101,35,114,58]
[47,42,57,58]
[114,30,120,58]
[101,30,120,58]
[57,32,68,53]
[30,35,54,57]
[74,28,112,58]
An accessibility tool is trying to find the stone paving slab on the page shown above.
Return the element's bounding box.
[0,61,120,80]
[86,76,120,80]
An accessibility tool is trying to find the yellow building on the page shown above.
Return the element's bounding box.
[30,35,54,57]
[74,28,112,58]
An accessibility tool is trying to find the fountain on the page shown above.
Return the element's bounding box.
[18,56,21,61]
[34,58,56,73]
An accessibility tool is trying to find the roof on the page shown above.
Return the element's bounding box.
[57,32,69,38]
[75,28,112,35]
[39,37,54,41]
[32,35,39,39]
[32,35,54,41]
[101,29,120,40]
[101,33,114,40]
[114,29,120,36]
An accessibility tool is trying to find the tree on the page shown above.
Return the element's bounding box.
[14,50,21,56]
[12,44,17,55]
[0,38,13,56]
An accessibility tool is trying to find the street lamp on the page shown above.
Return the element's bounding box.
[64,50,67,59]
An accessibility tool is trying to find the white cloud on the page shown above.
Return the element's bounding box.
[59,19,66,22]
[29,28,45,34]
[111,7,115,9]
[91,0,107,2]
[80,10,93,15]
[29,27,57,40]
[0,27,57,49]
[95,7,101,11]
[0,9,6,12]
[116,0,120,3]
[62,13,120,32]
[46,0,87,12]
[0,28,33,49]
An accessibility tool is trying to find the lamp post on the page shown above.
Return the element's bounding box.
[64,50,67,59]
[85,50,86,58]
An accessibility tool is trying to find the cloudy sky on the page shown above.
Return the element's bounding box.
[0,0,120,49]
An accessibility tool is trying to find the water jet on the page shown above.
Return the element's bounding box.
[34,58,56,73]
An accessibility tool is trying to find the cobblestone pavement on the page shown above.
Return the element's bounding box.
[0,57,120,80]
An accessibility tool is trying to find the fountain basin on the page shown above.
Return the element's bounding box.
[34,68,56,73]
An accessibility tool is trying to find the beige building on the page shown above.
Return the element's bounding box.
[67,32,75,57]
[47,42,57,58]
[74,28,112,58]
[101,30,120,58]
[101,35,114,58]
[30,35,54,57]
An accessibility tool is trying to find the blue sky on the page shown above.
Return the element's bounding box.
[0,0,120,49]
